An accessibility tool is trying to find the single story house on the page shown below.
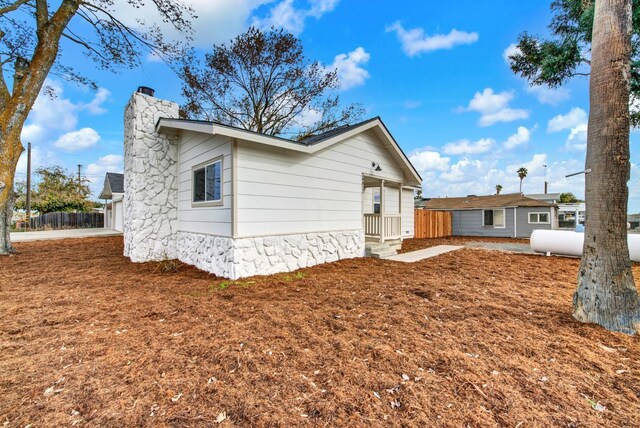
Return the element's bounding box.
[98,172,124,232]
[419,193,556,238]
[122,89,422,279]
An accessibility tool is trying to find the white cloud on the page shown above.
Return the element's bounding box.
[252,0,339,35]
[83,88,111,115]
[307,0,339,17]
[409,149,450,172]
[503,43,520,64]
[295,107,323,127]
[547,107,588,133]
[385,21,478,57]
[463,88,529,127]
[53,128,101,152]
[526,85,571,105]
[27,80,78,133]
[86,154,124,197]
[504,126,532,149]
[507,153,548,177]
[20,124,45,144]
[565,123,588,151]
[21,79,112,147]
[441,158,485,182]
[326,47,370,90]
[113,0,272,46]
[442,138,494,155]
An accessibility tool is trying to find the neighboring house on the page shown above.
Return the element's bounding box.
[122,90,422,279]
[557,202,586,229]
[420,193,556,238]
[98,172,124,232]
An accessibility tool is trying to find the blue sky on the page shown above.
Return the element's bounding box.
[16,0,640,212]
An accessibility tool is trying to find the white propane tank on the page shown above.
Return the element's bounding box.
[530,229,640,262]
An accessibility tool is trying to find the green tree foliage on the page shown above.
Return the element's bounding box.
[180,27,364,141]
[29,166,92,214]
[517,167,528,193]
[559,192,581,203]
[495,184,503,195]
[507,0,640,125]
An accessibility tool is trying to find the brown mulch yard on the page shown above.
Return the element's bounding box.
[399,236,529,253]
[1,237,639,427]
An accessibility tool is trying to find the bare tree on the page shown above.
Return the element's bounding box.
[180,27,364,140]
[573,0,639,334]
[0,0,194,254]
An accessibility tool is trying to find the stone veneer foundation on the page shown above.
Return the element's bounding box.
[177,230,365,279]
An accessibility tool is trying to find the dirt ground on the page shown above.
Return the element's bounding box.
[399,236,529,253]
[1,237,639,427]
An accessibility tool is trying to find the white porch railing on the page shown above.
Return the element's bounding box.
[364,213,402,241]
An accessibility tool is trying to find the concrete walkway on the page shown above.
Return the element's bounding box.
[464,241,537,255]
[385,245,464,262]
[10,228,122,243]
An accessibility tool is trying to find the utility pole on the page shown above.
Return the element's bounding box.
[77,164,82,184]
[25,142,31,230]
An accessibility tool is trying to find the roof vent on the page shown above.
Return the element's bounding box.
[466,194,477,198]
[137,86,155,96]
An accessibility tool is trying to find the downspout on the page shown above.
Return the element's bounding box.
[514,207,517,238]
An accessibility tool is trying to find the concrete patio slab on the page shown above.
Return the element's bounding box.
[10,228,122,243]
[385,245,463,262]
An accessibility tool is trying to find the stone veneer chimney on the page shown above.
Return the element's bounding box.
[123,90,179,262]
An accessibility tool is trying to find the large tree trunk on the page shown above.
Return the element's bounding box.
[0,0,79,255]
[0,180,15,253]
[573,0,640,334]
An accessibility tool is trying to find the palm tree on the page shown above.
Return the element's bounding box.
[573,0,638,334]
[495,184,503,195]
[516,167,528,193]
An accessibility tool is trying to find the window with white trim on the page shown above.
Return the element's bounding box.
[483,209,505,228]
[373,188,381,214]
[193,158,222,204]
[529,212,550,224]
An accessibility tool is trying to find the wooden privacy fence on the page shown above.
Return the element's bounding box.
[29,212,104,230]
[414,209,452,239]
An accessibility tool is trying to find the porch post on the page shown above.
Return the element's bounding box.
[380,179,385,243]
[399,183,403,240]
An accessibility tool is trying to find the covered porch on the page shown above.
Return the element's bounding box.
[362,175,403,243]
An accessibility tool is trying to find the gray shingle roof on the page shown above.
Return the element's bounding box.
[421,193,555,210]
[106,172,124,194]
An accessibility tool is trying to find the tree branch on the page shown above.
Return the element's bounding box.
[0,0,29,17]
[35,0,48,32]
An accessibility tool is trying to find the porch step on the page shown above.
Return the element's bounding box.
[367,249,398,259]
[365,239,400,258]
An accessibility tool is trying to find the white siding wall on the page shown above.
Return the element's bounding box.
[362,187,373,214]
[113,200,124,232]
[236,130,404,237]
[401,188,414,238]
[177,132,233,236]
